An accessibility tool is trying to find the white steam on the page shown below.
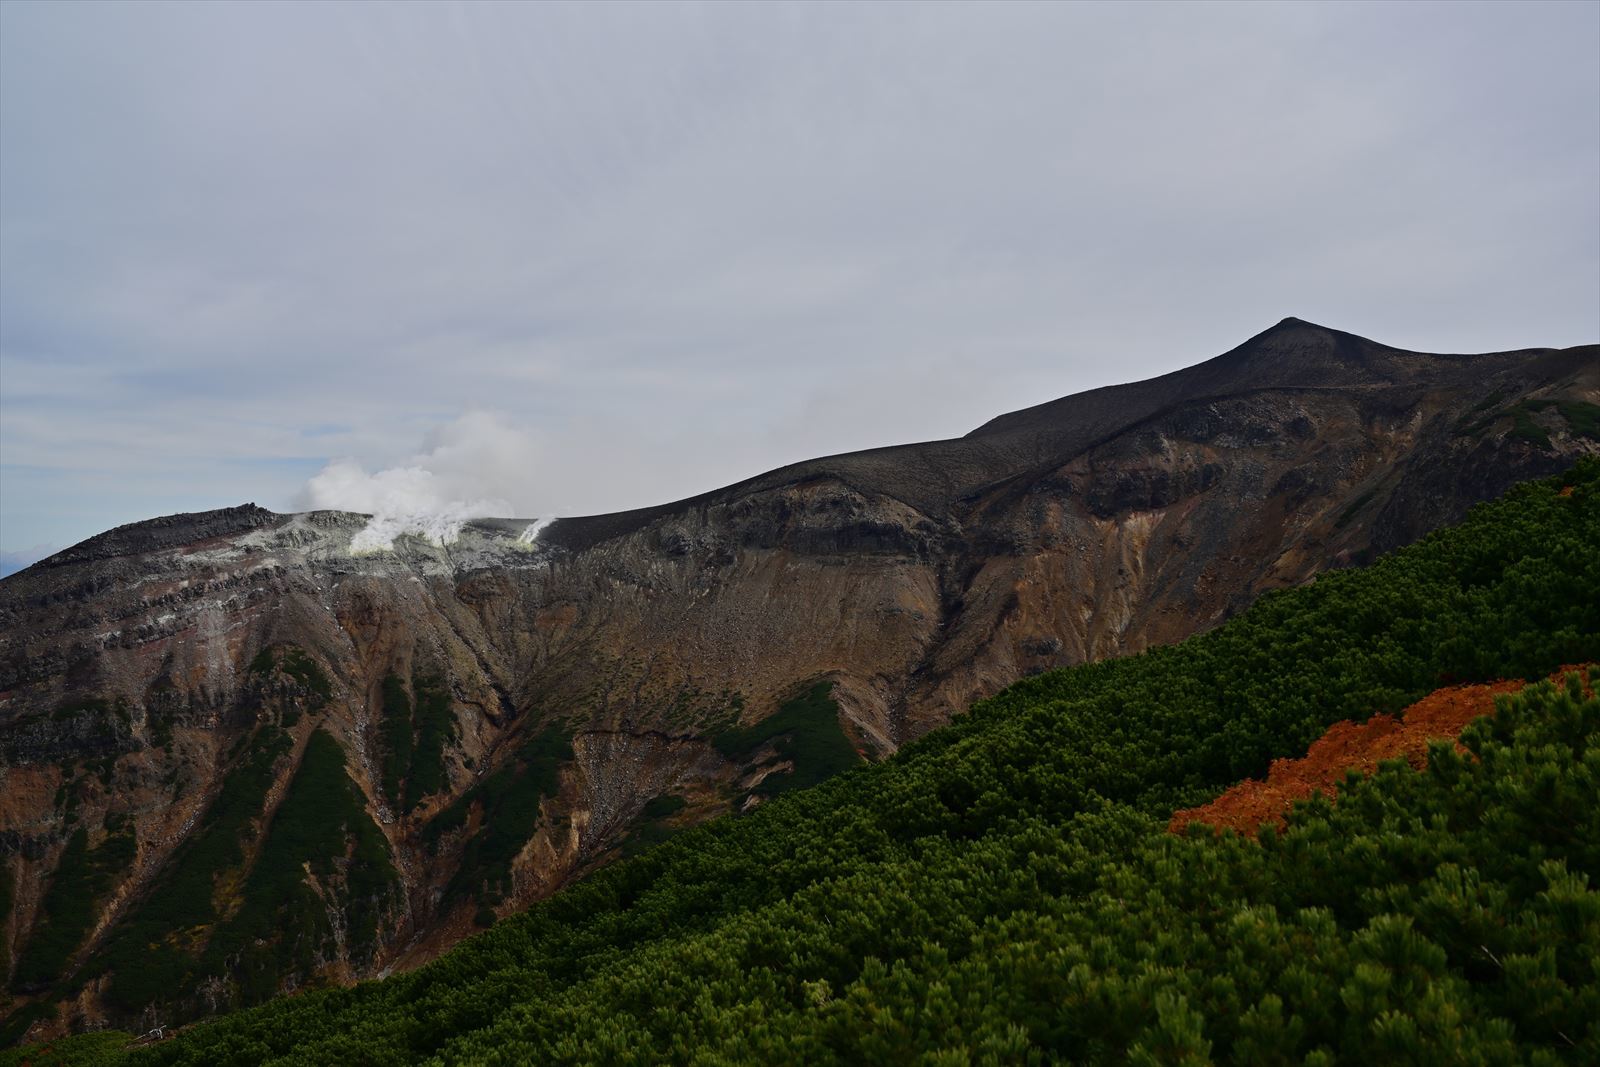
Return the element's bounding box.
[518,518,554,544]
[301,412,548,553]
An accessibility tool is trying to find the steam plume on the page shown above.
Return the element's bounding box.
[301,412,543,552]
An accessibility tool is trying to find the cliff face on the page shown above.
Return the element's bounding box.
[2,318,1596,1039]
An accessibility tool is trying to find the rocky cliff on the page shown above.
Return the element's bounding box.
[1,318,1595,1040]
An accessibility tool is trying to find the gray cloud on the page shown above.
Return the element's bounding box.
[2,0,1596,555]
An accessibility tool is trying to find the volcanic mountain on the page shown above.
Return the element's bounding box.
[1,318,1595,1039]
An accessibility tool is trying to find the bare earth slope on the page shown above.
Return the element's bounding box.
[1,319,1596,1038]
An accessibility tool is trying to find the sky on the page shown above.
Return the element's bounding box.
[2,0,1597,572]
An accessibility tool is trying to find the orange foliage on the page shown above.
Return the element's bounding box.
[1170,668,1592,837]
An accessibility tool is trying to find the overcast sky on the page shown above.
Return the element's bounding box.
[2,0,1597,571]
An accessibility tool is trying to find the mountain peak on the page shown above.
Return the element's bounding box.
[1252,315,1342,341]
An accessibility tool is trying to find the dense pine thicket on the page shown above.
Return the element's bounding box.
[13,459,1600,1065]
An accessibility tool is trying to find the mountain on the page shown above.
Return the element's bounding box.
[0,319,1595,1039]
[19,455,1600,1064]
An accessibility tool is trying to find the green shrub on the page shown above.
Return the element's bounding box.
[711,681,861,796]
[248,646,332,705]
[1508,401,1554,450]
[428,724,573,910]
[377,673,412,806]
[1332,487,1380,530]
[94,727,291,1012]
[11,827,136,993]
[403,676,455,812]
[279,649,331,702]
[195,729,397,1009]
[1558,398,1600,439]
[619,794,689,858]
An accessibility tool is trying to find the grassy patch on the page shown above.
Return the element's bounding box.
[426,723,573,914]
[96,727,291,1012]
[404,676,456,812]
[377,674,413,807]
[247,647,276,676]
[374,670,456,814]
[639,794,687,821]
[1332,487,1379,530]
[10,826,136,993]
[279,650,331,703]
[0,1002,52,1050]
[197,729,397,1008]
[1452,390,1506,438]
[1557,398,1600,439]
[1508,403,1553,450]
[249,646,332,705]
[618,794,688,859]
[1453,394,1595,448]
[84,726,394,1021]
[711,681,861,796]
[1468,387,1507,413]
[143,681,179,750]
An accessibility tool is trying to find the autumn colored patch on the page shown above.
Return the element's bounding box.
[1171,667,1594,836]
